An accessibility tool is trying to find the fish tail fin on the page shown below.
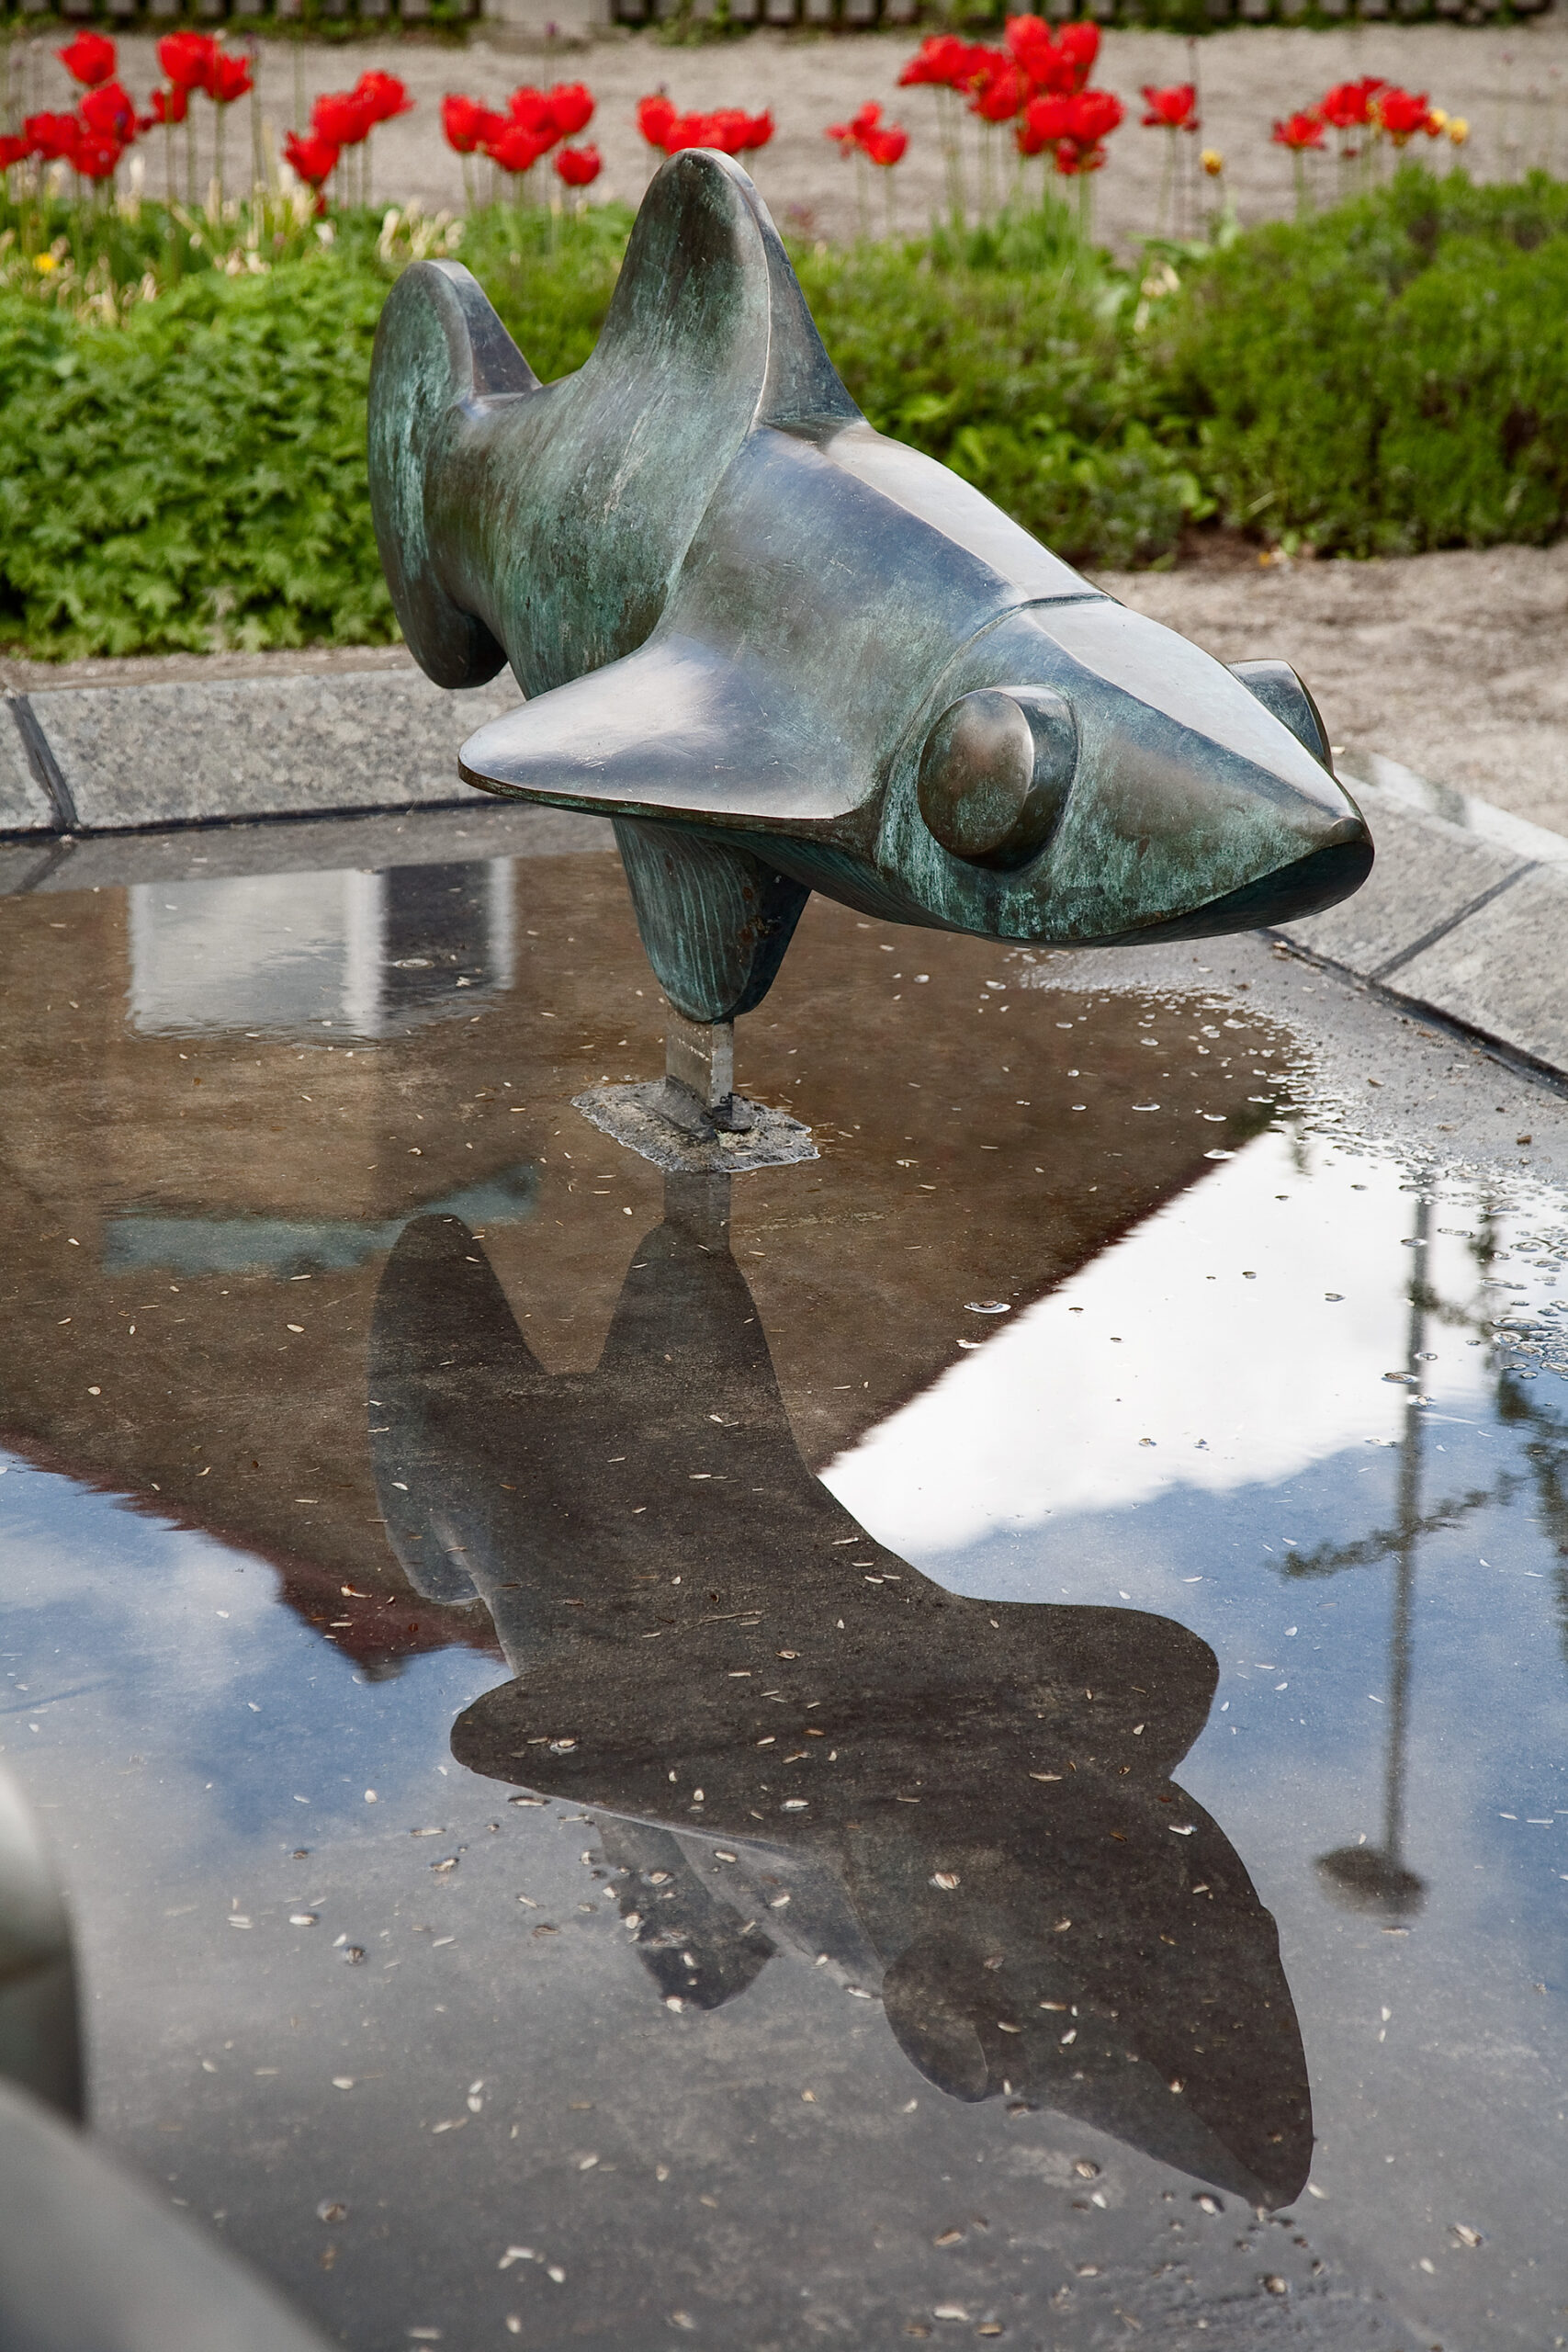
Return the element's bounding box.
[368,259,540,688]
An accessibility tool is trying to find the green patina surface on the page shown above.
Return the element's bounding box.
[367,149,1370,1023]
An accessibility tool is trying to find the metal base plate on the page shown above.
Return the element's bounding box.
[572,1082,818,1174]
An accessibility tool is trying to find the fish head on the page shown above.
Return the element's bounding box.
[878,595,1371,944]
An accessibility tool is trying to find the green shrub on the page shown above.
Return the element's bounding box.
[1150,167,1568,555]
[6,171,1568,661]
[0,205,627,661]
[0,257,390,658]
[794,209,1206,569]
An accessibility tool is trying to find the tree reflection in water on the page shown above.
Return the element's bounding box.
[1282,1177,1568,1921]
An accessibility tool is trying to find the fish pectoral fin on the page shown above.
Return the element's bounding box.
[458,630,858,828]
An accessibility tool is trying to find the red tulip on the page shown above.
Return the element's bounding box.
[0,132,26,169]
[311,89,375,149]
[355,70,413,127]
[1053,133,1107,176]
[442,95,501,155]
[701,106,750,156]
[554,141,601,187]
[826,100,884,153]
[157,31,217,95]
[897,34,965,87]
[739,109,773,152]
[547,81,594,138]
[825,101,908,165]
[206,52,253,107]
[506,85,559,143]
[1004,15,1055,78]
[1316,75,1383,132]
[969,61,1028,124]
[79,81,136,141]
[1021,92,1075,148]
[147,86,188,128]
[73,127,122,180]
[1141,82,1198,133]
[659,111,716,154]
[1068,88,1122,144]
[1376,86,1435,144]
[485,120,555,175]
[898,33,994,93]
[58,31,117,89]
[284,129,340,188]
[1056,22,1100,91]
[1020,85,1120,161]
[1271,109,1325,151]
[24,111,80,163]
[636,93,676,148]
[863,124,908,167]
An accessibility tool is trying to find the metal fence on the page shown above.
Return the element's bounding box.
[8,0,479,21]
[612,0,1551,23]
[5,0,1550,31]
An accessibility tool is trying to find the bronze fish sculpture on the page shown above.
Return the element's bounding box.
[368,151,1371,1028]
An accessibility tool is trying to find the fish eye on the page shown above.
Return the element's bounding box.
[917,687,1077,870]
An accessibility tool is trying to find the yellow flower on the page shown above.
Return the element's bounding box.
[1427,107,1449,132]
[1200,147,1224,176]
[1448,116,1470,146]
[33,253,58,274]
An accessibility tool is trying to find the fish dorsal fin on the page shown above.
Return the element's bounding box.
[582,149,860,440]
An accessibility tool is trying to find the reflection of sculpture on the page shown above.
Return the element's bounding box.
[368,150,1371,1064]
[368,1191,1313,2207]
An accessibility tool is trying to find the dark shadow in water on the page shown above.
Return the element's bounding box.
[368,1180,1312,2209]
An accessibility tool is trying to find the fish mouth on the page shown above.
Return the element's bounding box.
[1111,822,1374,946]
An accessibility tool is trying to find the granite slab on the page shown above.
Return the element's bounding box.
[0,697,56,833]
[1350,750,1568,873]
[1385,862,1568,1074]
[28,668,525,832]
[1278,786,1531,980]
[0,839,68,896]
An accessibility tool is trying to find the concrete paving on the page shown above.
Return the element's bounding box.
[1100,546,1568,840]
[12,666,522,834]
[0,699,54,836]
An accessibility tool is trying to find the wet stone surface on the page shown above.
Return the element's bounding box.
[1,832,1566,2349]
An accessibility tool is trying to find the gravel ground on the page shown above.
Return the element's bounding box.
[1097,542,1568,833]
[21,18,1568,245]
